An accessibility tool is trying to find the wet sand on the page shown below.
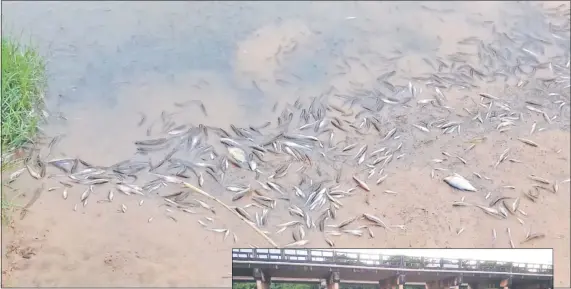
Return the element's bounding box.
[1,1,570,287]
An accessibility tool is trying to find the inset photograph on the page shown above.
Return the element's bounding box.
[232,248,553,289]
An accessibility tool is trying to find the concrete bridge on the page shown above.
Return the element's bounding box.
[232,249,553,289]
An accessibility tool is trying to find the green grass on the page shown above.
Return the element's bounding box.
[1,37,46,225]
[1,37,46,156]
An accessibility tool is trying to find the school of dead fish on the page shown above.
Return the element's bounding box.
[4,3,571,249]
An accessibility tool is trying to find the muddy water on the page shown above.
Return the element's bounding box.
[1,1,570,287]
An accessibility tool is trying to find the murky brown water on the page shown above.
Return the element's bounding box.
[1,1,570,287]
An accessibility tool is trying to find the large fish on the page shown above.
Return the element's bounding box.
[443,174,477,191]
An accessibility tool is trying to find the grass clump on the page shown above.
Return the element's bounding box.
[1,37,46,225]
[1,37,46,156]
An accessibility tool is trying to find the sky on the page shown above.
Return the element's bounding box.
[334,249,553,265]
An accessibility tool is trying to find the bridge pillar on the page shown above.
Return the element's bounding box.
[426,275,463,289]
[499,276,512,289]
[253,268,271,289]
[326,271,340,289]
[379,274,406,289]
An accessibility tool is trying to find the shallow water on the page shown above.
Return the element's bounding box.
[1,1,570,287]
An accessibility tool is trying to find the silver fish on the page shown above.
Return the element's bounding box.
[352,175,370,191]
[284,239,309,247]
[443,175,477,191]
[80,186,93,202]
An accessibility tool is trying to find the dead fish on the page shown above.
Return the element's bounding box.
[267,181,285,195]
[362,213,389,228]
[479,93,498,100]
[412,124,430,132]
[228,147,247,164]
[151,173,182,184]
[511,197,520,212]
[26,163,42,179]
[507,228,515,248]
[9,168,26,182]
[528,175,551,185]
[284,239,309,247]
[476,205,505,219]
[277,221,302,228]
[530,122,537,135]
[352,175,370,191]
[80,186,93,202]
[494,148,510,168]
[342,229,363,237]
[231,189,250,202]
[443,174,477,191]
[325,238,335,247]
[376,174,388,185]
[382,128,397,141]
[521,233,545,244]
[517,138,538,147]
[235,207,254,222]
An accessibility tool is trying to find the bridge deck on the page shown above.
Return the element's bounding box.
[232,249,553,285]
[232,249,553,275]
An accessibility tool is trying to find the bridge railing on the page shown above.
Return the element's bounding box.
[232,249,553,275]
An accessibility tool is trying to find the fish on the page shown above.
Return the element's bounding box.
[26,163,42,179]
[325,238,335,247]
[476,205,505,219]
[284,240,309,247]
[231,188,250,202]
[412,124,430,132]
[9,168,26,182]
[443,175,477,191]
[479,93,498,100]
[521,233,545,244]
[382,128,397,141]
[507,228,515,248]
[151,173,182,184]
[228,147,247,164]
[352,175,370,191]
[342,229,363,237]
[80,186,93,202]
[235,207,254,222]
[362,213,389,228]
[517,138,539,147]
[376,174,388,185]
[528,175,550,185]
